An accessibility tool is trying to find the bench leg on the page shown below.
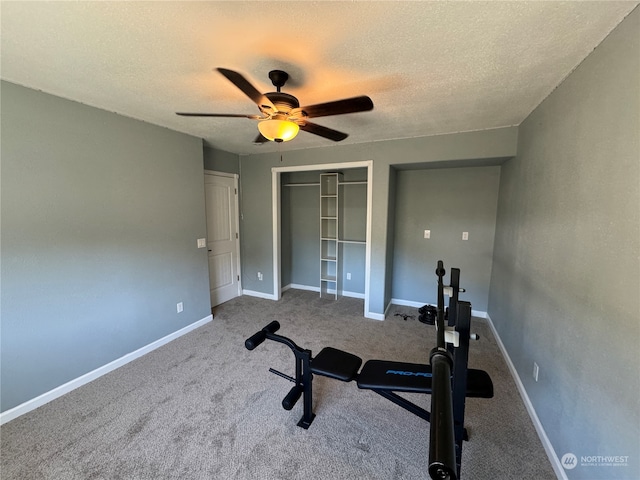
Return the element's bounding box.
[372,389,431,422]
[296,349,316,429]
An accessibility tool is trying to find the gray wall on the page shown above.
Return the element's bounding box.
[392,166,501,311]
[203,146,239,174]
[238,128,516,316]
[488,8,639,479]
[1,82,211,412]
[280,184,293,287]
[384,165,398,309]
[283,183,320,288]
[340,178,367,295]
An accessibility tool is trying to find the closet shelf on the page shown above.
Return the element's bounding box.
[283,182,320,187]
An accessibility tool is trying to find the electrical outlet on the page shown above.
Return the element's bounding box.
[424,229,431,239]
[257,272,263,281]
[177,302,183,313]
[462,231,469,241]
[346,272,352,280]
[533,362,539,382]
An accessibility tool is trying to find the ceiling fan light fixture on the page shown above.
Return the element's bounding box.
[178,69,371,144]
[258,118,300,142]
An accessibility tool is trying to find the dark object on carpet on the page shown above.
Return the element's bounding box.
[419,305,437,324]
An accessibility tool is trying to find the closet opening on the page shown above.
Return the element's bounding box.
[272,161,373,317]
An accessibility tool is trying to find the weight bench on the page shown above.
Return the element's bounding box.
[246,304,493,428]
[245,266,493,479]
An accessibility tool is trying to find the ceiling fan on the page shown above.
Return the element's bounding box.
[177,68,374,144]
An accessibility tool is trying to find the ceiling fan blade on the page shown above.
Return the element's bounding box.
[176,112,261,119]
[299,121,349,141]
[217,68,276,111]
[253,133,269,144]
[300,96,373,118]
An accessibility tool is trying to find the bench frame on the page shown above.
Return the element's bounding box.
[245,268,492,479]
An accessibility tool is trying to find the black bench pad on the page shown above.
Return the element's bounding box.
[311,347,363,382]
[357,359,494,398]
[357,360,433,392]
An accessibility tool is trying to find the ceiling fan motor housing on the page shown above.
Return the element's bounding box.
[264,92,300,115]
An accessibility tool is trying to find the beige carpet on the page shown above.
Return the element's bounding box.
[1,290,556,479]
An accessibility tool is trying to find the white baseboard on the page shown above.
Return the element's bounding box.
[485,313,566,480]
[388,298,488,319]
[0,314,213,425]
[284,283,318,293]
[342,290,365,299]
[390,298,426,309]
[282,283,365,300]
[242,289,277,300]
[366,311,385,321]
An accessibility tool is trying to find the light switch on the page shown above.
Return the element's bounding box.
[197,238,206,248]
[424,230,431,239]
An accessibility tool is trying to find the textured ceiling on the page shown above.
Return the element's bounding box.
[1,1,637,155]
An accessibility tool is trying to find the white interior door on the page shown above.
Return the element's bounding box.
[205,173,241,306]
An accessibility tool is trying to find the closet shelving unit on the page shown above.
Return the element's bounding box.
[319,173,368,299]
[320,173,341,298]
